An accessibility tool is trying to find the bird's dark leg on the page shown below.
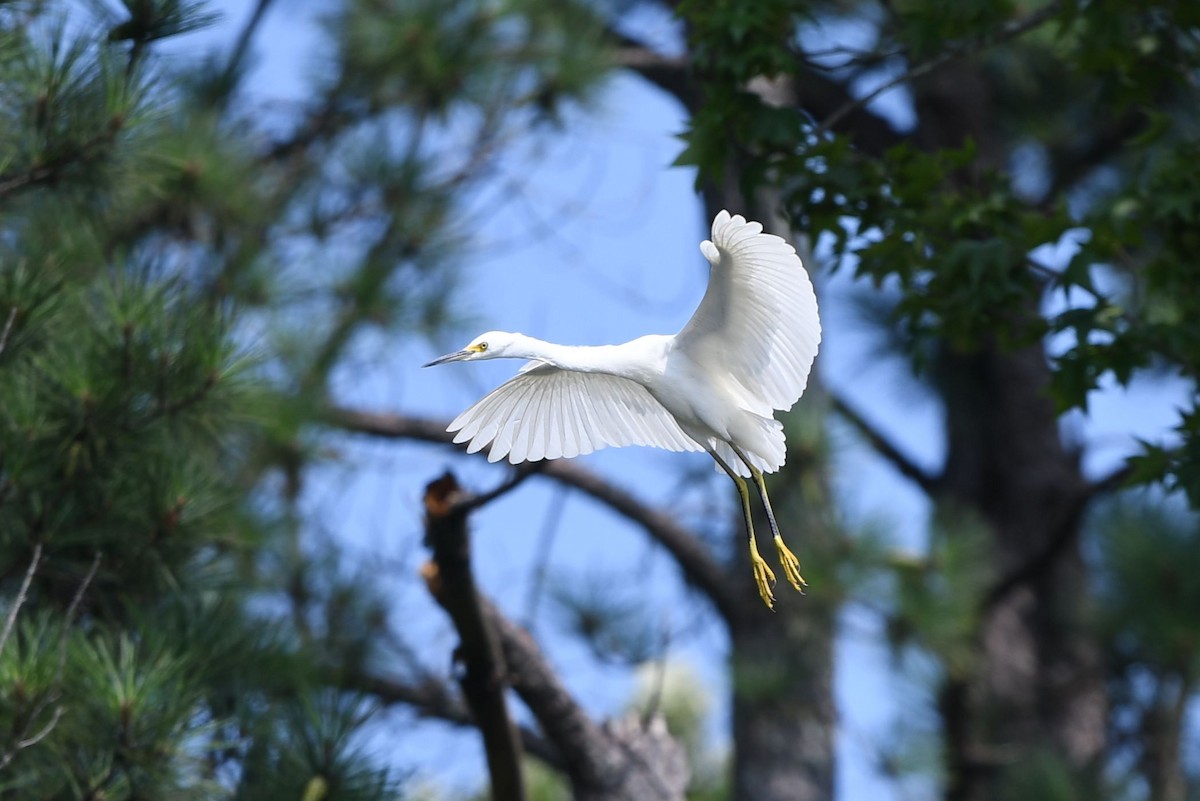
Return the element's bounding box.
[731,446,807,593]
[709,449,776,609]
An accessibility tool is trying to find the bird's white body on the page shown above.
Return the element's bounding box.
[425,211,821,607]
[433,211,820,477]
[461,332,788,476]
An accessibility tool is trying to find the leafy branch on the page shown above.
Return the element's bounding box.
[814,0,1064,137]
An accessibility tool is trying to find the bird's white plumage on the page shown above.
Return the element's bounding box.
[434,210,820,475]
[677,210,821,414]
[449,364,704,464]
[428,211,821,608]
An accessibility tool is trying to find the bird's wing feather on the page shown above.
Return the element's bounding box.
[675,210,821,412]
[447,364,704,464]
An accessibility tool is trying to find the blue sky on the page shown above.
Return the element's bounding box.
[167,1,1192,797]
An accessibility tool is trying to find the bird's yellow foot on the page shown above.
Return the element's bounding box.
[774,535,807,593]
[750,545,777,609]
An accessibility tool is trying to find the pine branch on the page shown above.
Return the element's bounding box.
[58,552,100,680]
[830,392,941,495]
[814,0,1064,138]
[0,307,17,356]
[0,548,96,772]
[0,543,42,658]
[328,407,742,623]
[422,472,527,801]
[0,123,123,201]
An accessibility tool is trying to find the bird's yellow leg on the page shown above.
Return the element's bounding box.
[710,450,775,609]
[734,451,807,593]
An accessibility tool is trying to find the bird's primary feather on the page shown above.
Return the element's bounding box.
[448,364,703,464]
[676,211,821,414]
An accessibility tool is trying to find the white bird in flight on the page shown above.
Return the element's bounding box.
[424,211,821,608]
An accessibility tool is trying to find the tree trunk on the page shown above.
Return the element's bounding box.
[726,436,838,801]
[730,600,837,801]
[905,60,1108,798]
[936,339,1104,801]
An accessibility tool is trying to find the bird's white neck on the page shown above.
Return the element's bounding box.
[508,334,665,380]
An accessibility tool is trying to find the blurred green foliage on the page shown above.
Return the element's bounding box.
[0,0,611,796]
[680,0,1200,505]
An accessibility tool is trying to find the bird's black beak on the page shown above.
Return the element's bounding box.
[423,350,472,367]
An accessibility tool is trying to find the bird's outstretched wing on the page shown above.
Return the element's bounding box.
[675,210,821,413]
[448,364,704,464]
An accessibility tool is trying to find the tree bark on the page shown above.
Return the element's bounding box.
[422,472,528,801]
[934,337,1104,801]
[483,599,690,801]
[423,470,690,801]
[730,598,837,801]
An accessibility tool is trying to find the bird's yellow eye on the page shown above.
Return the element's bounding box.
[477,342,488,352]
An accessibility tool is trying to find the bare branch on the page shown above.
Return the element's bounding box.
[0,548,95,771]
[791,69,904,157]
[0,125,122,200]
[219,0,277,91]
[0,307,17,356]
[58,552,101,680]
[984,495,1085,610]
[607,31,699,111]
[815,0,1063,138]
[0,543,42,657]
[14,706,63,750]
[1088,461,1136,499]
[344,670,563,769]
[1043,110,1147,201]
[989,449,1165,606]
[538,459,741,621]
[830,393,941,495]
[523,487,569,627]
[423,472,527,801]
[481,594,688,799]
[455,463,545,514]
[329,407,741,623]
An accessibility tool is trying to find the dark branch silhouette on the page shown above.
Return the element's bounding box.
[481,592,689,800]
[421,471,688,800]
[339,669,563,769]
[830,392,941,495]
[814,0,1064,137]
[330,407,742,622]
[422,472,527,801]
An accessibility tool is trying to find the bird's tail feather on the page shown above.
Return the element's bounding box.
[710,416,785,476]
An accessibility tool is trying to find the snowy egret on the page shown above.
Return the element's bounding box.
[424,211,821,608]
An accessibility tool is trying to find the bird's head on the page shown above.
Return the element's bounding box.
[422,331,521,367]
